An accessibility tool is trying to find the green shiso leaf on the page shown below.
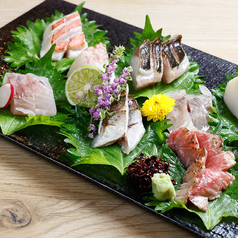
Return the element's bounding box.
[18,44,67,103]
[130,61,203,98]
[117,15,203,98]
[210,67,238,145]
[0,109,67,135]
[4,2,109,69]
[0,45,69,135]
[59,107,170,175]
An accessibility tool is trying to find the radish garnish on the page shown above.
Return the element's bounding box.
[0,83,14,109]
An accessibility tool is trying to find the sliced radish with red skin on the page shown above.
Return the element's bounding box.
[0,83,14,109]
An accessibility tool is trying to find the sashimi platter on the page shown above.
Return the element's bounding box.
[1,1,238,237]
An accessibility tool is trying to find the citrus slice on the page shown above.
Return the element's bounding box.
[65,65,103,107]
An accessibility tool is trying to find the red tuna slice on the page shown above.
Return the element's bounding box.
[194,130,223,158]
[189,168,235,211]
[206,151,236,171]
[176,155,206,204]
[178,147,207,168]
[166,127,199,152]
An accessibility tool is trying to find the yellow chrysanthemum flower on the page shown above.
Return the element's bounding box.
[141,94,175,122]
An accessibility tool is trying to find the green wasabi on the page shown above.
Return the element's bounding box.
[151,173,176,201]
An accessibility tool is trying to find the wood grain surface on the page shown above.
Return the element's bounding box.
[0,0,238,237]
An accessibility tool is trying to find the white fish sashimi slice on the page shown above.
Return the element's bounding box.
[186,94,212,131]
[6,73,36,116]
[27,73,57,116]
[5,73,57,117]
[67,42,108,77]
[166,90,197,132]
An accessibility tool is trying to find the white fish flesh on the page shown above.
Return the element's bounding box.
[166,90,196,132]
[91,87,129,148]
[166,88,212,133]
[130,37,163,89]
[3,73,57,117]
[67,43,108,77]
[162,35,189,84]
[118,95,145,154]
[40,12,88,61]
[187,94,213,131]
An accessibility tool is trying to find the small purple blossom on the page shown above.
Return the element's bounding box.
[111,82,118,90]
[128,100,133,106]
[93,85,103,96]
[113,78,120,83]
[88,46,132,139]
[89,124,96,133]
[88,132,94,139]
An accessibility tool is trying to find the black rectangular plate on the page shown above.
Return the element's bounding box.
[1,1,238,237]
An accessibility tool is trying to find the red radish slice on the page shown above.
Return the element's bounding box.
[0,83,14,109]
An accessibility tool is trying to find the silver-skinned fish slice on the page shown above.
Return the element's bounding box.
[130,37,163,89]
[118,96,145,154]
[162,35,189,84]
[91,87,129,148]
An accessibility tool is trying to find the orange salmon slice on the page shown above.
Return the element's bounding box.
[52,26,66,43]
[67,19,81,31]
[52,18,64,30]
[68,33,85,49]
[55,41,68,51]
[66,12,79,22]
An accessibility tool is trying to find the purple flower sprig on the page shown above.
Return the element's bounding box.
[88,46,132,138]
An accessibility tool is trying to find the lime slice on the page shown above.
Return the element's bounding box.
[65,65,103,107]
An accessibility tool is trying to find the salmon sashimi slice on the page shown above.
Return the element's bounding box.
[66,33,88,59]
[3,73,57,117]
[40,11,87,61]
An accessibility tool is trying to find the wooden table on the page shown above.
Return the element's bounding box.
[0,0,237,237]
